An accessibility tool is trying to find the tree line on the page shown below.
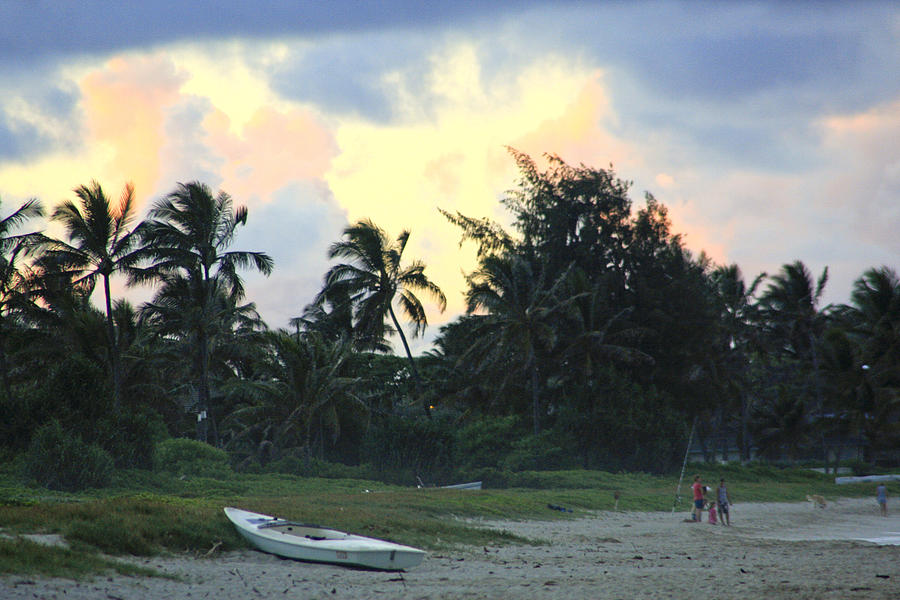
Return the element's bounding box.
[2,149,898,489]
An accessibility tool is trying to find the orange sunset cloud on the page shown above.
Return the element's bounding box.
[80,54,186,206]
[511,73,637,171]
[203,105,338,203]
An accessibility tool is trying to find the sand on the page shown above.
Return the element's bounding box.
[3,497,898,599]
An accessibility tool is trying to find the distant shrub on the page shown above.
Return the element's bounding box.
[845,459,876,477]
[455,467,511,488]
[23,421,114,491]
[262,456,377,480]
[152,438,232,478]
[102,409,170,469]
[500,431,575,472]
[454,416,527,470]
[362,415,456,482]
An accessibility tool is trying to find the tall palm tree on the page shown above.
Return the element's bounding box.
[44,181,141,410]
[758,260,829,462]
[845,266,900,459]
[319,219,445,416]
[464,254,572,434]
[0,196,45,402]
[710,263,765,460]
[134,181,273,443]
[141,271,265,442]
[759,260,828,360]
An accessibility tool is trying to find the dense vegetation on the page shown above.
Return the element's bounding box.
[0,149,898,493]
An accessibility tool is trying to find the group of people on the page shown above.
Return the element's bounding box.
[691,475,731,525]
[690,475,890,523]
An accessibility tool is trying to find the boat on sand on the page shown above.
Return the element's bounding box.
[441,481,482,490]
[223,507,426,570]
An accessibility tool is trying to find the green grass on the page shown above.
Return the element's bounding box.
[0,462,895,580]
[0,536,162,579]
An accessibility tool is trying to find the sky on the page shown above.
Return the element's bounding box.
[1,1,899,354]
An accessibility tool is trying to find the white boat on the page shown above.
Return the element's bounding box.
[441,481,482,490]
[223,507,426,570]
[834,474,900,485]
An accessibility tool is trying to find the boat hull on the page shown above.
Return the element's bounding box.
[224,507,425,570]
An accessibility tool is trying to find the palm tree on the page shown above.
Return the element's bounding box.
[0,196,45,402]
[758,260,829,462]
[751,391,811,461]
[319,219,445,416]
[759,260,828,360]
[464,254,572,434]
[710,263,765,460]
[226,331,365,467]
[845,266,900,460]
[44,181,141,410]
[559,268,653,382]
[134,182,273,443]
[141,271,266,442]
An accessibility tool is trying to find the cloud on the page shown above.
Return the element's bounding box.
[510,72,635,169]
[205,106,337,203]
[0,80,81,162]
[325,43,610,323]
[79,53,187,205]
[4,1,900,347]
[1,1,551,60]
[268,33,429,123]
[239,181,349,330]
[820,99,900,256]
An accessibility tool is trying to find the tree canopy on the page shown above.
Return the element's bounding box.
[2,152,899,487]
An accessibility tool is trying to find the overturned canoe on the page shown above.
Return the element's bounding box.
[224,507,426,570]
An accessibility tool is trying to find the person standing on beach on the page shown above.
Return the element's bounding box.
[692,475,704,522]
[876,483,888,517]
[717,478,732,526]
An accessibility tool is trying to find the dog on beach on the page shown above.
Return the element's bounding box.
[806,494,827,509]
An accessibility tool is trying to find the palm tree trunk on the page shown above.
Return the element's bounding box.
[197,328,212,444]
[740,390,750,461]
[528,351,540,435]
[388,305,431,418]
[809,331,829,473]
[0,333,11,404]
[103,275,121,413]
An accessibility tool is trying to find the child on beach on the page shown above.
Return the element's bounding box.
[691,475,704,522]
[717,478,732,526]
[876,483,888,517]
[708,500,717,524]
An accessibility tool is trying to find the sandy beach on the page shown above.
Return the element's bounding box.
[3,497,898,599]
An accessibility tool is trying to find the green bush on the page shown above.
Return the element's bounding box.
[261,455,376,480]
[454,416,527,470]
[555,370,686,473]
[362,415,456,482]
[100,409,170,469]
[23,421,114,491]
[152,438,232,478]
[499,431,575,471]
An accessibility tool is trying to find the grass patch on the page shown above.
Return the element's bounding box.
[0,536,161,579]
[0,462,896,580]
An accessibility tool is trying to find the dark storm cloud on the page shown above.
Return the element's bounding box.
[0,0,551,60]
[0,82,81,162]
[267,33,431,122]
